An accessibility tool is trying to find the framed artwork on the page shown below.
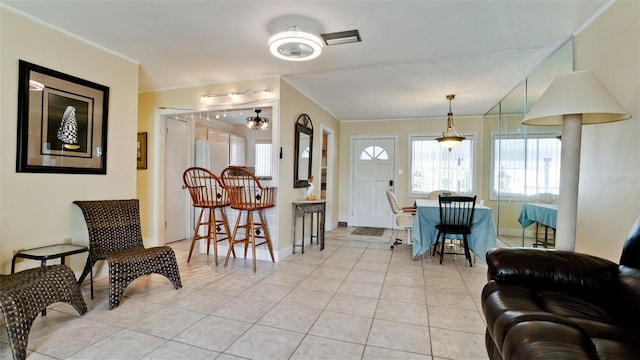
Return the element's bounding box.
[16,60,109,174]
[137,132,148,170]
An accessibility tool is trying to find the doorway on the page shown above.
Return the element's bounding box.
[350,137,396,228]
[164,117,189,243]
[153,102,278,250]
[321,125,335,229]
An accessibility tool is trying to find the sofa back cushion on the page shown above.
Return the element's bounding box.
[487,248,619,291]
[620,216,640,269]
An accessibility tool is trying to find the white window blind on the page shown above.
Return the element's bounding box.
[409,135,474,196]
[254,141,272,177]
[491,132,561,198]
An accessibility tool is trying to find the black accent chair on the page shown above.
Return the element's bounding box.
[432,195,477,266]
[0,265,87,360]
[74,199,182,309]
[481,216,640,359]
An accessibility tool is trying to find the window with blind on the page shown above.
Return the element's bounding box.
[491,132,561,199]
[254,141,272,177]
[409,135,475,196]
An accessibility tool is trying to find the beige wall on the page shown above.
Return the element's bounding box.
[0,8,139,273]
[278,80,340,252]
[573,0,640,261]
[338,115,485,225]
[136,78,339,259]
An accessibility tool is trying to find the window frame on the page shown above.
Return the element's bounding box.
[408,132,477,198]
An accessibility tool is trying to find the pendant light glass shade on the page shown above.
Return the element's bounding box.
[436,94,465,151]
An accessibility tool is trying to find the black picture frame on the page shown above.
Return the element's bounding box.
[16,60,109,174]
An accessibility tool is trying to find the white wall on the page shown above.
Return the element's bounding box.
[0,7,139,274]
[573,0,640,261]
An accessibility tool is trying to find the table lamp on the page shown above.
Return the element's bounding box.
[522,71,631,251]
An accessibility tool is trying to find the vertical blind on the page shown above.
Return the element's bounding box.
[254,142,272,177]
[410,136,474,195]
[492,133,561,197]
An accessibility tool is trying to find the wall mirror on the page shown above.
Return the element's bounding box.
[294,114,313,188]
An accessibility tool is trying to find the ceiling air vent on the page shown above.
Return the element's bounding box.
[320,29,361,46]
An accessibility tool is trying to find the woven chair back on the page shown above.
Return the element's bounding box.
[73,199,144,257]
[183,167,230,209]
[220,166,276,210]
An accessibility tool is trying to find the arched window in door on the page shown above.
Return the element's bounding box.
[360,145,389,160]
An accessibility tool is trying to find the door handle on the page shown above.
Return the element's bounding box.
[389,180,394,187]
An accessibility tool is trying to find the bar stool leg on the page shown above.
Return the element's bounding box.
[218,207,235,259]
[258,210,275,263]
[187,208,205,263]
[225,210,244,267]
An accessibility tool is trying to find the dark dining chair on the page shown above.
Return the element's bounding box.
[73,199,182,309]
[432,195,477,266]
[182,167,235,264]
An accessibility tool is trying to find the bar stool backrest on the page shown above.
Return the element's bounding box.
[221,166,276,210]
[183,167,229,208]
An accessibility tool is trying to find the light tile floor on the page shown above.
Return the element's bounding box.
[1,227,491,359]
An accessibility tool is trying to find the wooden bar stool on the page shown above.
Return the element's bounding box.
[221,166,276,272]
[183,167,234,265]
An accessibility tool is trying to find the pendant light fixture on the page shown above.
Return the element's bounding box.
[268,26,323,61]
[246,109,270,130]
[436,94,465,151]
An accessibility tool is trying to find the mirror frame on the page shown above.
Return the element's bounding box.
[294,113,313,188]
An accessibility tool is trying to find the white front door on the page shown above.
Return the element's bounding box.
[350,137,395,228]
[164,117,188,243]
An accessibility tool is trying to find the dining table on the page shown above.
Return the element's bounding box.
[412,199,497,260]
[518,202,557,230]
[518,202,557,247]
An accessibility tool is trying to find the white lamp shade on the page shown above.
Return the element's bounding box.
[522,71,631,125]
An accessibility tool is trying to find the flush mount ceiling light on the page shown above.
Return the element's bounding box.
[268,26,323,61]
[436,94,465,151]
[246,109,270,130]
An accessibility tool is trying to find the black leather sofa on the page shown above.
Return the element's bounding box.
[481,217,640,360]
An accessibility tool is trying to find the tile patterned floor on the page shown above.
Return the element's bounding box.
[1,227,491,359]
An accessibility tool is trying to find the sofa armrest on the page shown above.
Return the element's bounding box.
[486,247,619,290]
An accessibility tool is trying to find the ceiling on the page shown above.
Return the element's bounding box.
[3,1,610,121]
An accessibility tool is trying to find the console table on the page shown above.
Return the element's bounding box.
[292,200,326,253]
